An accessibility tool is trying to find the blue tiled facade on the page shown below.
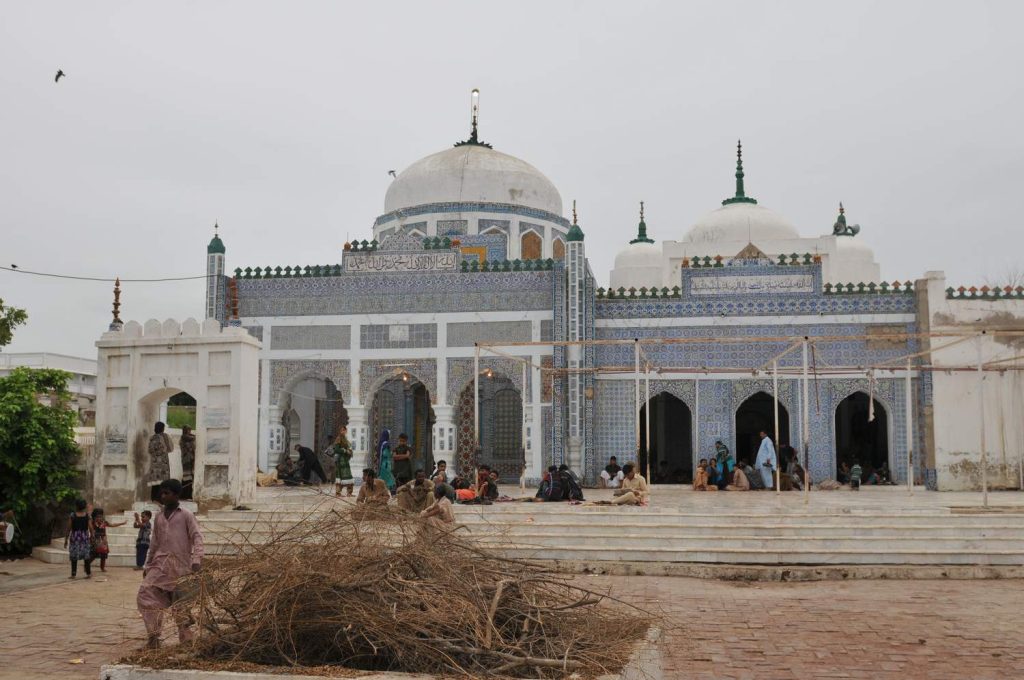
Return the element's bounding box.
[233,234,930,487]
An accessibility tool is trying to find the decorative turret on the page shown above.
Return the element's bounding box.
[109,277,123,331]
[206,223,227,321]
[721,140,758,206]
[629,201,654,244]
[566,200,585,242]
[453,88,493,149]
[832,202,861,237]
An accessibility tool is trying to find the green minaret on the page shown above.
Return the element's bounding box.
[721,140,758,206]
[629,201,654,244]
[566,200,585,242]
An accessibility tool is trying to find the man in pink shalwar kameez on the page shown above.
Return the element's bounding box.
[138,478,204,648]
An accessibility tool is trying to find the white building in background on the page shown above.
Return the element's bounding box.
[0,353,98,425]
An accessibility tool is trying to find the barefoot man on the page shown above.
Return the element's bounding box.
[138,479,204,648]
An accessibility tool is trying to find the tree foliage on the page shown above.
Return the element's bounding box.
[0,298,28,348]
[0,367,81,553]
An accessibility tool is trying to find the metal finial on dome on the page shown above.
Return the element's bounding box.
[109,277,123,331]
[839,202,845,215]
[630,200,654,244]
[207,221,226,254]
[722,139,758,206]
[566,200,585,242]
[454,88,492,149]
[832,201,861,236]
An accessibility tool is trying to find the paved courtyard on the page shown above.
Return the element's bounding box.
[2,558,1023,679]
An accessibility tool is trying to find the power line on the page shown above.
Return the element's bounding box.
[0,265,212,283]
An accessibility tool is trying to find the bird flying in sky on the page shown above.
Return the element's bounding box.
[388,170,397,178]
[55,69,65,82]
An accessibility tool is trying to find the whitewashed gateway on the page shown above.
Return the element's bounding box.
[206,115,1024,493]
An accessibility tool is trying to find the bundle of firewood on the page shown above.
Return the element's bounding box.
[135,504,649,678]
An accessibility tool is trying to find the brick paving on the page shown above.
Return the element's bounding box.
[1,559,1023,679]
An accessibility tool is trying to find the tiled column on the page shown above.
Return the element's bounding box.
[346,406,370,470]
[432,405,456,467]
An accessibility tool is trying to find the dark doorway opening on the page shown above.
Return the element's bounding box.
[835,392,889,479]
[735,391,790,468]
[640,393,693,484]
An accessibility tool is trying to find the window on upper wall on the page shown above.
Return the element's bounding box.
[521,231,542,260]
[552,238,565,260]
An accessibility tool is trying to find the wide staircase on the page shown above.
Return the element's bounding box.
[34,487,1024,569]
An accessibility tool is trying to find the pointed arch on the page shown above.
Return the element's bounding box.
[552,237,566,260]
[521,230,542,260]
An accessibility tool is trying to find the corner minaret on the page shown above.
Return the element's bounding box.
[206,223,226,321]
[565,200,587,471]
[722,140,758,206]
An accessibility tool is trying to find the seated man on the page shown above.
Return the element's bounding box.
[420,484,456,530]
[275,456,303,486]
[430,459,455,485]
[742,460,764,490]
[356,468,391,504]
[706,459,721,489]
[599,456,623,488]
[726,464,750,491]
[612,464,649,505]
[478,469,500,501]
[396,469,435,513]
[692,463,718,491]
[559,464,585,501]
[791,460,807,491]
[537,465,565,501]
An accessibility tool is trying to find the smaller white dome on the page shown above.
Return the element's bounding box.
[684,202,799,245]
[614,241,661,269]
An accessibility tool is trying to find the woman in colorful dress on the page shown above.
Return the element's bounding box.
[64,499,93,579]
[332,426,355,497]
[376,428,396,492]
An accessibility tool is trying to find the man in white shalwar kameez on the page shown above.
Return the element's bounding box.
[754,431,777,489]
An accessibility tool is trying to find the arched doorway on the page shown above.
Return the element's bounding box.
[455,373,523,480]
[135,387,199,501]
[735,391,790,468]
[639,392,692,483]
[370,375,435,478]
[278,376,348,473]
[835,392,889,479]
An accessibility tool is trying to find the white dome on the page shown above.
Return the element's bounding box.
[683,202,799,245]
[384,145,563,216]
[614,241,661,269]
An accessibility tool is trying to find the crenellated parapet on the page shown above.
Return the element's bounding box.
[945,285,1024,300]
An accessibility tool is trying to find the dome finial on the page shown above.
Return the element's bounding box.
[572,199,578,226]
[630,200,654,244]
[722,139,758,206]
[832,201,860,236]
[454,88,492,149]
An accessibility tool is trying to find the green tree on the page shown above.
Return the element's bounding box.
[0,368,81,553]
[0,298,28,348]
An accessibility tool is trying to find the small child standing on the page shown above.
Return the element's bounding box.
[91,508,127,572]
[133,510,153,571]
[850,460,863,491]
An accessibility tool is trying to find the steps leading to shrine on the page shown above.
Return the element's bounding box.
[33,498,1024,569]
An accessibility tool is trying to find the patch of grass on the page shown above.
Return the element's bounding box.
[167,405,196,430]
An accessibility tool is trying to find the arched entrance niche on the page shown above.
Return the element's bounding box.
[369,374,435,478]
[455,372,523,480]
[135,386,193,501]
[835,391,890,479]
[277,374,348,471]
[735,391,790,468]
[640,392,692,483]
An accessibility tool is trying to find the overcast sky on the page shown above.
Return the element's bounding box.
[2,1,1022,357]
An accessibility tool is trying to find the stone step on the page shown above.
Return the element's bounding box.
[203,506,1024,525]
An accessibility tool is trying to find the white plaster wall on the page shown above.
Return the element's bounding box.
[93,319,261,510]
[923,272,1024,491]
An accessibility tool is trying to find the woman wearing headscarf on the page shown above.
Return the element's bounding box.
[376,428,396,492]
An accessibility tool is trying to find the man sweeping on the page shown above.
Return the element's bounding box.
[754,431,778,490]
[138,478,204,648]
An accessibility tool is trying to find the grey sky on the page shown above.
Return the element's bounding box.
[2,1,1022,357]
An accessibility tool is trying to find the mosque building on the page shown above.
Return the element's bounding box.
[208,102,1024,492]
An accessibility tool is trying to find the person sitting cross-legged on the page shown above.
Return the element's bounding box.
[420,484,456,531]
[612,463,649,505]
[396,469,435,513]
[725,463,750,491]
[356,468,391,504]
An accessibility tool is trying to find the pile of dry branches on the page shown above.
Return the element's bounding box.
[135,504,649,678]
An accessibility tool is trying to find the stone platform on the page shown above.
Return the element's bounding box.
[34,485,1024,572]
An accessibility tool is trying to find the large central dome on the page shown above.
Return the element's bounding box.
[384,145,563,216]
